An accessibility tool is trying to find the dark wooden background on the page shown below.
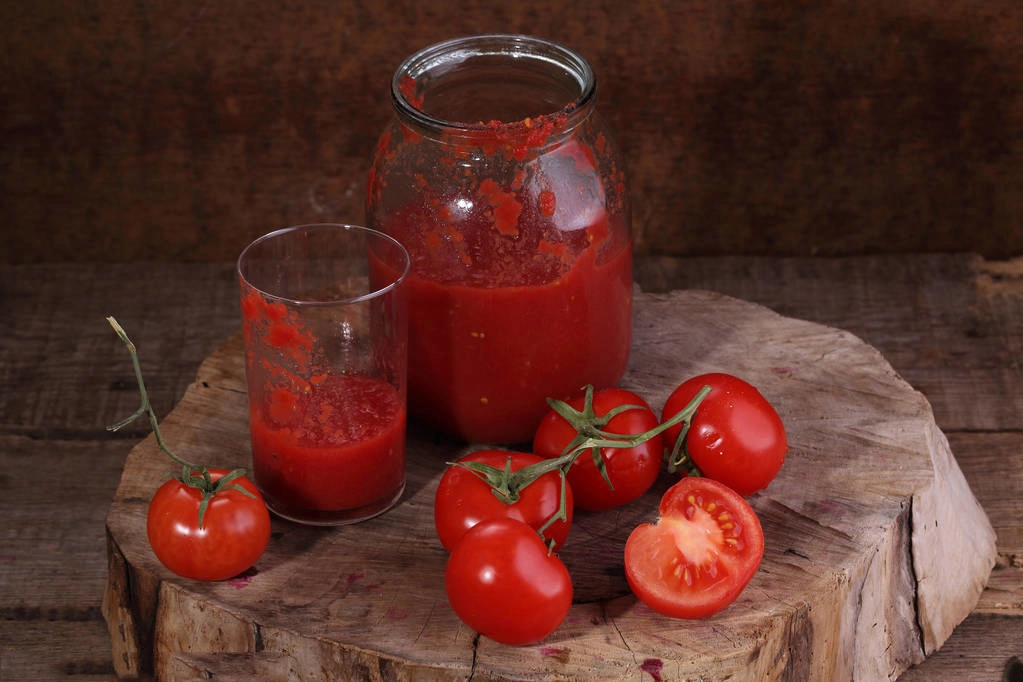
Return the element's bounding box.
[3,0,1021,265]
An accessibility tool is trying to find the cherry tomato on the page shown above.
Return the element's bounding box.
[445,517,573,646]
[662,373,786,496]
[146,468,271,581]
[624,476,764,619]
[534,388,663,511]
[434,449,573,552]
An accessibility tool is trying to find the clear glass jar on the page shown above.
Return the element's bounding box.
[367,34,632,444]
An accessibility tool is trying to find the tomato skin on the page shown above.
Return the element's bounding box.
[445,517,573,646]
[624,477,764,619]
[533,388,663,511]
[146,468,271,582]
[662,373,786,496]
[434,450,573,552]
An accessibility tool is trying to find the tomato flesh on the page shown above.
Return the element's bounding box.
[625,477,763,619]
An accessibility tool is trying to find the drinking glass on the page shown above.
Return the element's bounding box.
[237,223,409,525]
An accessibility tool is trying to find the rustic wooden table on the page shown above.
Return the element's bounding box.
[1,254,1020,681]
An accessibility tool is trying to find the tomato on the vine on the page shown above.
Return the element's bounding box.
[106,317,272,584]
[445,517,573,646]
[624,476,764,619]
[662,373,787,496]
[534,387,663,511]
[434,449,573,552]
[146,467,272,582]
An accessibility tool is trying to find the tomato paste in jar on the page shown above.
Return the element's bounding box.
[368,35,632,443]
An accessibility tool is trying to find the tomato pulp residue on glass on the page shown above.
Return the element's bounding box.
[241,289,405,511]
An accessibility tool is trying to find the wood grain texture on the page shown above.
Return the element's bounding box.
[0,437,123,617]
[104,290,996,681]
[0,262,242,434]
[0,620,117,681]
[952,431,1023,618]
[2,2,1022,264]
[896,614,1023,682]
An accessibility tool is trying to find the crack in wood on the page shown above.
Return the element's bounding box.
[252,621,264,652]
[784,547,811,561]
[604,601,630,654]
[907,494,927,660]
[467,632,480,680]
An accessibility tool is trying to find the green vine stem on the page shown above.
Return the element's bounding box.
[450,383,712,549]
[539,383,712,481]
[105,316,199,471]
[105,316,256,528]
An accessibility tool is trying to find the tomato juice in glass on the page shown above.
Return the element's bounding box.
[368,35,633,444]
[246,373,406,513]
[237,224,409,526]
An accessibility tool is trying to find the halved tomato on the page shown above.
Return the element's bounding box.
[624,477,764,619]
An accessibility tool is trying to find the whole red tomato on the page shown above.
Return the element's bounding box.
[445,517,573,646]
[434,450,573,552]
[661,373,787,496]
[534,387,663,511]
[625,476,764,619]
[146,468,271,581]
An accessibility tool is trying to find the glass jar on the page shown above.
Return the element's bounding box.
[367,34,632,444]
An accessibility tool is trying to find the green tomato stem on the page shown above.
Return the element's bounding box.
[105,316,253,529]
[447,384,713,548]
[536,470,569,555]
[105,316,199,471]
[543,383,713,476]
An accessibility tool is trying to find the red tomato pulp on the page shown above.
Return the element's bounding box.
[380,203,633,444]
[249,374,406,514]
[625,477,764,619]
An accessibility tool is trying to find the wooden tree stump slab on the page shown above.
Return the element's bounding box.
[103,289,997,681]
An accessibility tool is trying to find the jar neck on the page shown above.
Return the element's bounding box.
[390,34,596,147]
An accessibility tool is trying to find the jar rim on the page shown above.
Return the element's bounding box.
[390,34,596,134]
